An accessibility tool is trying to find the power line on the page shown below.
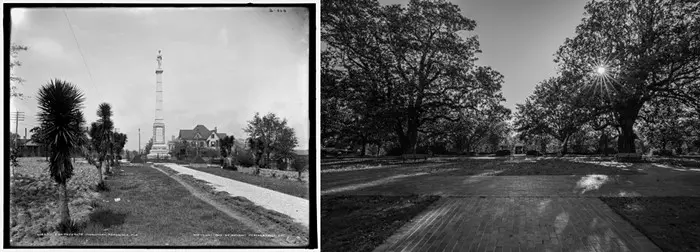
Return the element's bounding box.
[63,10,102,101]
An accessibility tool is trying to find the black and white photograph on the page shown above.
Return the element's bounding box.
[6,2,315,248]
[321,0,700,251]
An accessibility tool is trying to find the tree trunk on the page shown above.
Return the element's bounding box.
[617,116,637,153]
[59,182,71,227]
[540,137,547,155]
[561,135,570,156]
[407,120,419,154]
[97,161,104,185]
[361,138,367,157]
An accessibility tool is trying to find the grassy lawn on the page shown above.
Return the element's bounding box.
[321,195,440,252]
[185,166,309,199]
[10,158,101,246]
[10,157,296,246]
[600,197,700,252]
[63,164,285,246]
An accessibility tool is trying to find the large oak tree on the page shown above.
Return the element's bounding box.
[323,0,505,154]
[555,0,700,153]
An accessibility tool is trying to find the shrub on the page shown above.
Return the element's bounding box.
[235,151,256,167]
[199,148,219,158]
[130,155,144,164]
[191,155,206,164]
[386,147,404,156]
[293,155,309,174]
[495,149,511,156]
[525,150,540,156]
[654,149,674,157]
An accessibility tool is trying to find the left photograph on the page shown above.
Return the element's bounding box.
[7,4,313,248]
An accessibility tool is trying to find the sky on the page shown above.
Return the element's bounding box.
[9,7,311,151]
[378,0,588,111]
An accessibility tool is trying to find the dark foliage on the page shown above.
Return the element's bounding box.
[525,150,541,156]
[495,149,511,156]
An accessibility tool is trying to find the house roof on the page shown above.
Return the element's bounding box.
[177,125,230,141]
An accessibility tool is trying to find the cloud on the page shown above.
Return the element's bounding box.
[11,8,28,28]
[218,28,228,46]
[30,37,67,59]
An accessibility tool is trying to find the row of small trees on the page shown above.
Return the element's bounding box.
[32,79,128,231]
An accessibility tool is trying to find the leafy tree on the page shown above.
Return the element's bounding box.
[555,0,700,153]
[112,132,127,165]
[638,97,695,154]
[514,76,593,155]
[218,135,235,167]
[244,113,298,168]
[87,122,106,185]
[10,43,28,99]
[144,138,154,155]
[323,0,504,154]
[36,79,86,231]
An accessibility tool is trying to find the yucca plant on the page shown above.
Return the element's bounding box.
[96,103,114,175]
[36,79,86,231]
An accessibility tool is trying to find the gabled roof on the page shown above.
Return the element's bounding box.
[177,125,230,141]
[178,129,195,140]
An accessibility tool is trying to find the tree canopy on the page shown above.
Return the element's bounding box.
[554,0,700,153]
[322,0,508,154]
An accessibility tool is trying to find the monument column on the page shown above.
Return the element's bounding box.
[147,49,170,159]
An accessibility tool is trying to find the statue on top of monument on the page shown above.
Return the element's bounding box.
[156,49,163,69]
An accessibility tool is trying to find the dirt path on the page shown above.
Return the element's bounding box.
[161,163,309,227]
[150,165,298,246]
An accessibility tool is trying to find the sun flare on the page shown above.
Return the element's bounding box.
[596,66,606,75]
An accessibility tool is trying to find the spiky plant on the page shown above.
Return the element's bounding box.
[96,103,114,174]
[36,79,86,231]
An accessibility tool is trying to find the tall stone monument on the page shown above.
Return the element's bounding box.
[147,49,170,159]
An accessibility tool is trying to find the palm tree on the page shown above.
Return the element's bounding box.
[96,103,114,174]
[36,79,86,230]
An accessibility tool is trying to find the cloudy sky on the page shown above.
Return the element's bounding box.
[10,7,310,151]
[379,0,587,110]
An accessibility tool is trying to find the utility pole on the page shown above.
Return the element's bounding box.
[11,111,25,148]
[139,128,141,155]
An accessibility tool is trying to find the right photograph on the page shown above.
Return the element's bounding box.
[320,0,700,251]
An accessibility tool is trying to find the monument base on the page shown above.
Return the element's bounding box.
[146,144,171,159]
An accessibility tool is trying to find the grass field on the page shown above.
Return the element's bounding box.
[321,195,440,252]
[10,157,101,246]
[185,166,309,199]
[600,197,700,252]
[10,158,300,246]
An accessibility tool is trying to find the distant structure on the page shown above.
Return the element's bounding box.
[171,125,228,150]
[147,49,170,159]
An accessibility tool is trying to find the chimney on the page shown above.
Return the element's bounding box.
[214,126,217,133]
[24,128,27,139]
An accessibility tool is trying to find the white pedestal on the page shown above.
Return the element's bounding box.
[147,144,171,159]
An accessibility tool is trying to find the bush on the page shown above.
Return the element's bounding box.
[654,149,674,157]
[495,149,511,156]
[235,151,256,167]
[525,150,540,156]
[293,155,309,173]
[130,155,144,164]
[386,147,404,156]
[191,155,206,164]
[199,148,219,158]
